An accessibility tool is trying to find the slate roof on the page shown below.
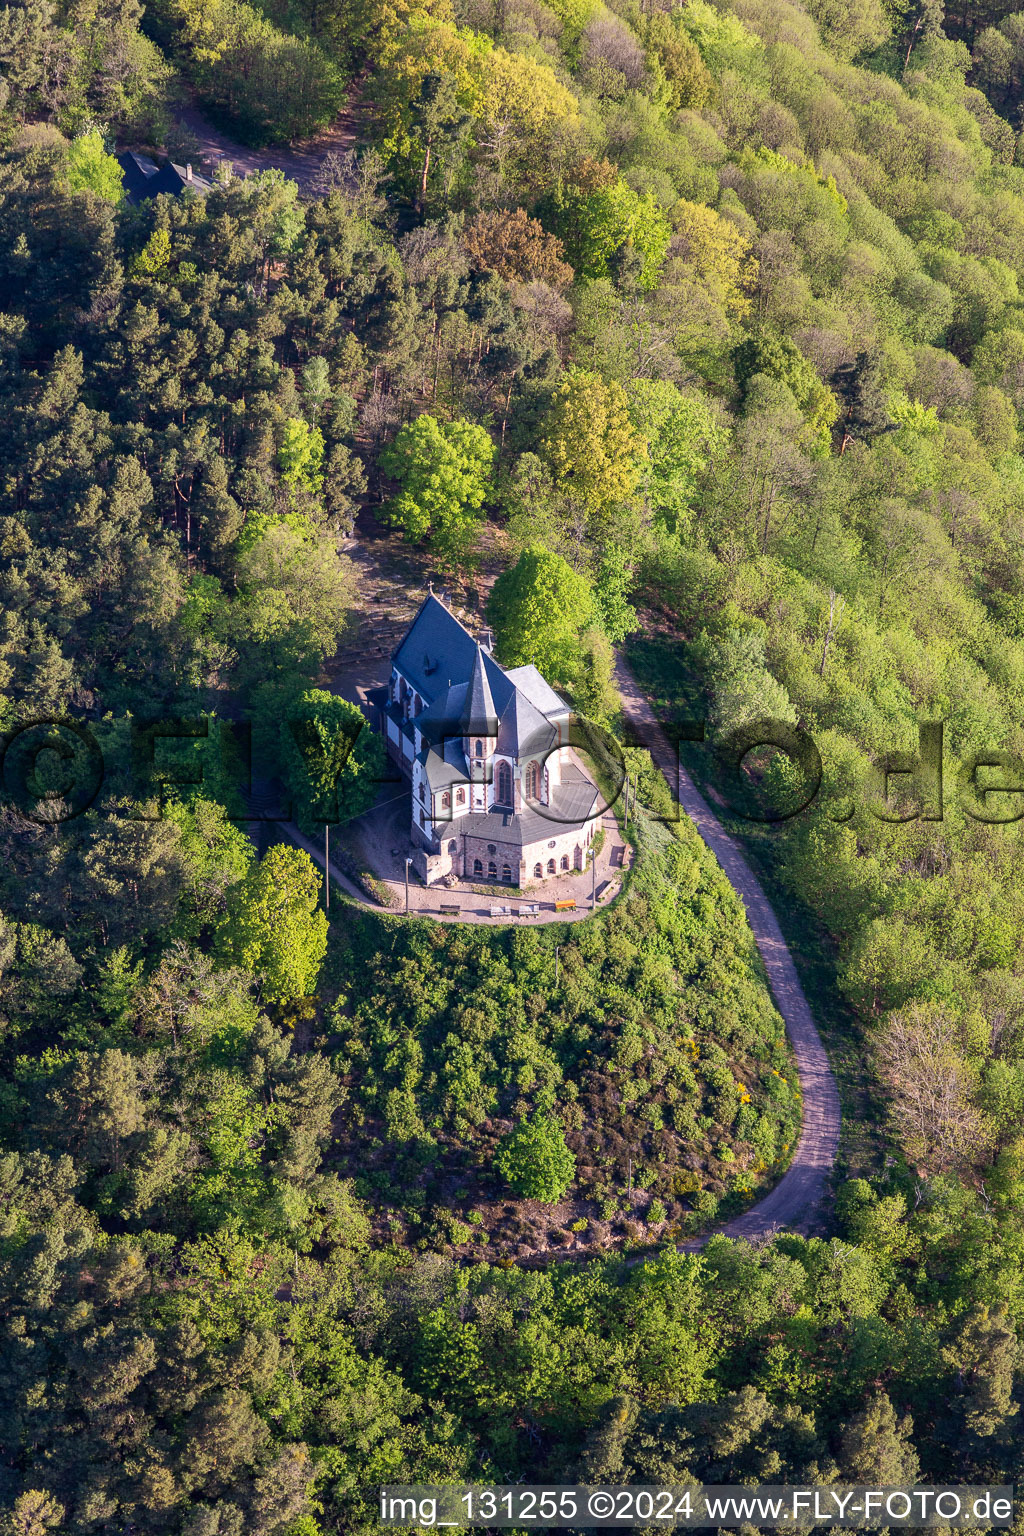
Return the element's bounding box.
[391,593,596,800]
[461,647,499,736]
[505,664,568,720]
[416,682,470,740]
[417,738,471,790]
[392,594,481,699]
[118,152,214,204]
[494,686,556,760]
[455,763,600,846]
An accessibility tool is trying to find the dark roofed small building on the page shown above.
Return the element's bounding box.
[370,592,601,887]
[118,152,214,204]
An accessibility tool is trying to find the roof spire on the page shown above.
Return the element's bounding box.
[460,644,497,738]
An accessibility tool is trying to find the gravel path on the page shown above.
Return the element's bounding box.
[613,653,841,1244]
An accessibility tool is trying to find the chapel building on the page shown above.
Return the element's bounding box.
[372,593,601,887]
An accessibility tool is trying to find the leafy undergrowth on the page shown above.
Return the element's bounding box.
[319,813,800,1261]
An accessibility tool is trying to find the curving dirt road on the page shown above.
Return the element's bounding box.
[614,654,841,1245]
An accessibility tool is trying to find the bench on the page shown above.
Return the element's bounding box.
[518,903,540,916]
[490,904,510,918]
[439,904,460,916]
[554,898,577,912]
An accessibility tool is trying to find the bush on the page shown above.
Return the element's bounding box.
[494,1112,576,1202]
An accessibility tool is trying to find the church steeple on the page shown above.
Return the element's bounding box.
[461,645,497,737]
[461,645,498,773]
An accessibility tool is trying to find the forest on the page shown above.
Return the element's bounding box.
[6,0,1024,1528]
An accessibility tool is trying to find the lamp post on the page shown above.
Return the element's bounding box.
[405,856,412,914]
[325,823,330,912]
[554,944,560,989]
[591,847,597,909]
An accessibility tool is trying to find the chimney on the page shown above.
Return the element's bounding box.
[186,163,193,183]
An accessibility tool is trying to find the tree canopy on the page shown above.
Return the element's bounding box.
[217,845,328,1003]
[7,0,1024,1522]
[487,545,598,686]
[495,1111,577,1202]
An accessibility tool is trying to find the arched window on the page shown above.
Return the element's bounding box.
[418,781,425,802]
[474,858,483,876]
[488,861,497,880]
[525,762,538,799]
[574,845,582,868]
[475,740,483,758]
[534,862,542,878]
[560,854,569,871]
[441,791,451,810]
[413,692,422,714]
[456,787,465,806]
[448,840,457,855]
[501,864,512,883]
[547,858,556,874]
[497,761,512,805]
[542,766,550,804]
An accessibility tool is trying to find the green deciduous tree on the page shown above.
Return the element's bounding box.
[65,127,124,202]
[594,544,638,643]
[733,330,838,455]
[380,414,495,569]
[279,418,326,495]
[494,1110,576,1201]
[626,379,729,535]
[540,367,646,545]
[541,157,671,287]
[280,688,386,834]
[487,545,597,686]
[234,524,352,671]
[217,845,328,1003]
